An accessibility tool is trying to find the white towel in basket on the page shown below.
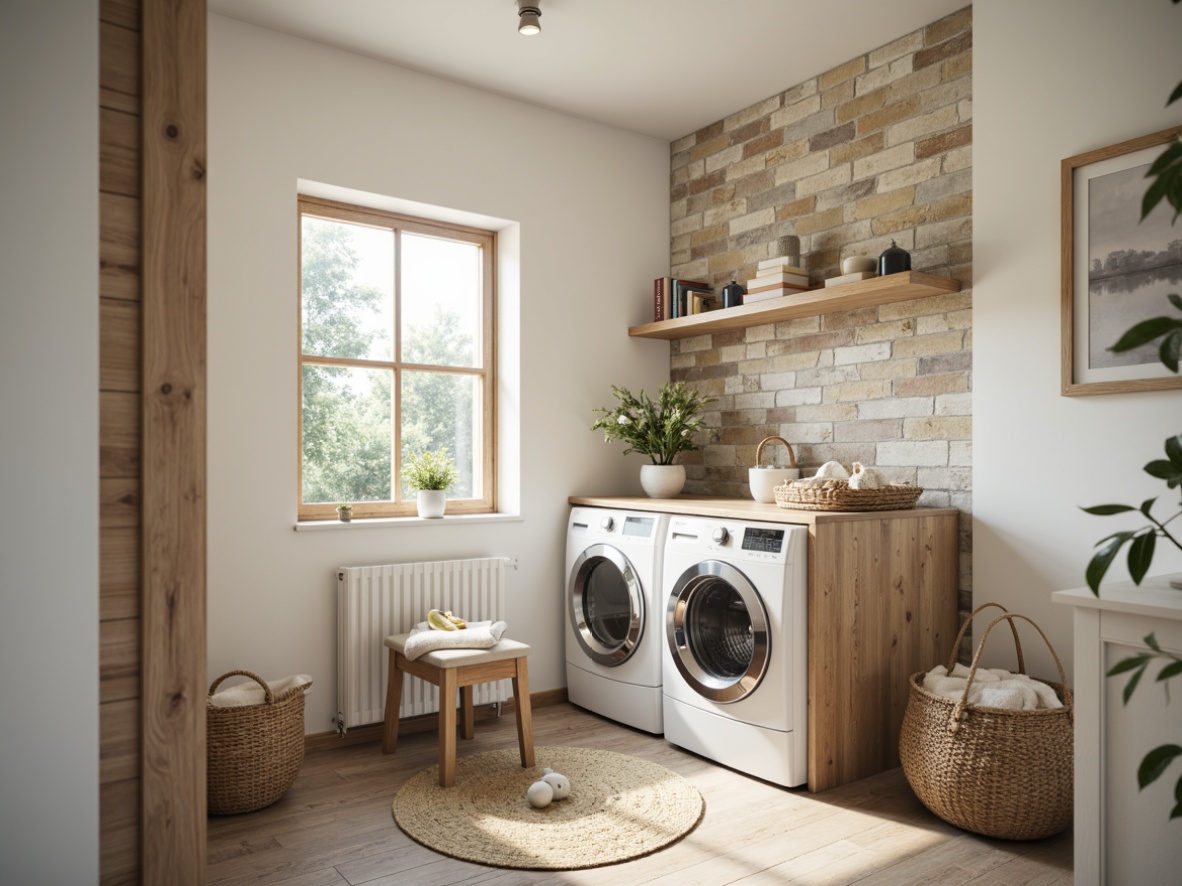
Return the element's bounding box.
[209,674,313,707]
[922,664,1062,710]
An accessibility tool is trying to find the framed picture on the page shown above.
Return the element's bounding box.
[1061,124,1182,396]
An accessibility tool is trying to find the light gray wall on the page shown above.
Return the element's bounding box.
[0,2,100,880]
[207,16,671,733]
[974,0,1182,678]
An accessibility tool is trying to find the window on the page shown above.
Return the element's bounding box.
[297,196,496,519]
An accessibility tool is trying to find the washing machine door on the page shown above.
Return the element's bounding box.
[569,544,644,666]
[666,560,770,703]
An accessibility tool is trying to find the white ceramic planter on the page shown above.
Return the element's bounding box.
[416,489,446,519]
[640,464,686,498]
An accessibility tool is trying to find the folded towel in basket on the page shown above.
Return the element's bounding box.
[402,620,509,661]
[922,664,1062,710]
[209,674,313,707]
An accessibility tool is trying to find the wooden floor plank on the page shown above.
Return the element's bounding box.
[207,703,1072,886]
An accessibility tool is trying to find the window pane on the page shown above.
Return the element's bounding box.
[401,371,480,499]
[302,364,393,503]
[400,232,481,368]
[301,216,393,361]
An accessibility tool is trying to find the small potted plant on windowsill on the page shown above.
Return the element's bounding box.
[336,504,353,523]
[401,448,459,519]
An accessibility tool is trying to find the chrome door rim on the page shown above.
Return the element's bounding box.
[569,544,644,666]
[666,559,770,703]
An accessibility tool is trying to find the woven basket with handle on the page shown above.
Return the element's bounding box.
[898,603,1073,841]
[774,478,922,511]
[207,670,309,815]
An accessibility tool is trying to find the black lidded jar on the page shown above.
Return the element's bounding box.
[722,278,746,308]
[878,240,911,276]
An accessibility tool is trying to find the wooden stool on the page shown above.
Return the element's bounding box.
[381,634,535,787]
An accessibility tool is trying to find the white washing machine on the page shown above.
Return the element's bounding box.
[565,506,669,734]
[661,514,809,787]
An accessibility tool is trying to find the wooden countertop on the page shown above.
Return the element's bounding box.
[567,494,958,525]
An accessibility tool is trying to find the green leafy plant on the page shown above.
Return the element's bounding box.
[1083,9,1182,819]
[336,503,352,511]
[591,381,713,465]
[400,448,459,492]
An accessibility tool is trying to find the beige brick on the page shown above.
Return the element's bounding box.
[679,333,713,353]
[826,379,892,402]
[811,220,874,253]
[671,197,688,220]
[834,418,905,442]
[778,421,834,443]
[885,105,961,147]
[834,342,891,365]
[871,205,928,237]
[776,195,816,220]
[775,387,824,407]
[822,79,856,109]
[745,322,778,342]
[916,217,972,249]
[855,318,915,344]
[943,50,972,82]
[671,353,695,370]
[685,159,705,179]
[724,95,781,132]
[671,232,691,253]
[857,95,923,135]
[671,132,696,154]
[877,440,948,466]
[705,144,744,173]
[891,330,966,358]
[690,134,730,163]
[765,138,810,167]
[797,165,852,198]
[735,391,777,410]
[915,168,971,204]
[671,164,690,187]
[853,143,915,179]
[878,291,971,321]
[725,155,767,182]
[691,224,728,247]
[917,467,972,491]
[858,357,918,380]
[768,350,822,371]
[877,158,942,192]
[858,396,933,419]
[855,56,914,96]
[772,151,831,187]
[671,247,690,266]
[950,440,972,466]
[707,250,745,276]
[904,415,972,440]
[717,344,746,363]
[671,148,692,171]
[781,79,819,105]
[796,403,859,422]
[926,7,972,46]
[671,258,709,279]
[770,94,822,129]
[830,132,886,167]
[820,56,867,91]
[772,316,822,337]
[916,124,972,159]
[703,199,747,227]
[958,98,972,123]
[671,213,703,237]
[854,187,915,220]
[936,392,973,416]
[707,183,737,205]
[869,31,924,69]
[759,371,797,390]
[893,373,969,397]
[916,32,972,71]
[926,192,972,223]
[836,89,888,125]
[729,207,776,236]
[743,130,785,160]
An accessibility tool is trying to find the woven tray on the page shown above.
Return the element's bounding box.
[774,479,922,511]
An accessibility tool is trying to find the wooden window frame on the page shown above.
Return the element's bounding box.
[296,195,497,520]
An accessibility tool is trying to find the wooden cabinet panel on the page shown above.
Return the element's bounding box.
[100,21,139,98]
[100,777,139,886]
[100,192,140,301]
[100,525,139,620]
[100,107,139,198]
[100,298,139,392]
[100,391,140,477]
[100,617,140,703]
[101,698,140,784]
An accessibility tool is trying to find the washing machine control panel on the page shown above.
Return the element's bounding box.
[742,527,785,554]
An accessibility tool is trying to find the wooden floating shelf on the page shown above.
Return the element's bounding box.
[628,271,963,340]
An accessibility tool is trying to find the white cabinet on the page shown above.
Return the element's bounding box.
[1053,574,1182,886]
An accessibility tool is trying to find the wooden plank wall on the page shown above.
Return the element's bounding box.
[99,1,143,881]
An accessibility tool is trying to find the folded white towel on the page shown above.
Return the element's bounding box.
[815,460,850,480]
[210,674,313,707]
[921,663,1061,710]
[402,620,509,661]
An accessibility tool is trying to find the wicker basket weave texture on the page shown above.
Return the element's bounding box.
[898,606,1073,841]
[774,479,922,511]
[207,670,308,815]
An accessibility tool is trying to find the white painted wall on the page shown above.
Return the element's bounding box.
[207,16,671,733]
[975,0,1182,679]
[0,2,99,880]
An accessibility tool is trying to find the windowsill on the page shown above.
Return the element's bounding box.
[293,511,524,531]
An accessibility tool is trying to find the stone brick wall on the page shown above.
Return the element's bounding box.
[668,7,973,615]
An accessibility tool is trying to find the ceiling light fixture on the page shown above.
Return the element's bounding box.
[517,0,541,36]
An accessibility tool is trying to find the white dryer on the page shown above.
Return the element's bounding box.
[565,506,669,734]
[661,514,809,787]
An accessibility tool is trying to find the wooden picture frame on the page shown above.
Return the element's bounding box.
[1061,124,1182,396]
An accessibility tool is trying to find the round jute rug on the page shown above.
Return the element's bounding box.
[391,745,705,870]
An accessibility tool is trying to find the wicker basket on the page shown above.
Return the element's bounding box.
[774,478,922,511]
[899,605,1074,841]
[207,670,309,815]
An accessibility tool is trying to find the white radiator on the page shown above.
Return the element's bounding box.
[335,557,511,733]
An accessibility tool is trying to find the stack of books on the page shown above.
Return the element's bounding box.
[653,277,715,321]
[744,257,810,303]
[823,270,877,288]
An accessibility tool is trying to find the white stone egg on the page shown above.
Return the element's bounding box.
[526,780,554,808]
[541,771,570,800]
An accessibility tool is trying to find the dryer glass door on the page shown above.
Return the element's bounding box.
[666,560,769,702]
[569,544,644,666]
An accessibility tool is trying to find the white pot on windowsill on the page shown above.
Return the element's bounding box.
[416,489,446,519]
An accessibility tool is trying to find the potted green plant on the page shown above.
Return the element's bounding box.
[591,381,713,498]
[336,503,353,523]
[401,448,459,519]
